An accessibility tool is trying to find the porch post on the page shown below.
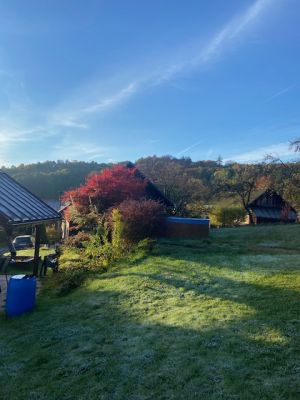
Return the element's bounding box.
[33,225,41,276]
[4,225,16,259]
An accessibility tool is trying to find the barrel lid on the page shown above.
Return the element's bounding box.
[12,274,26,279]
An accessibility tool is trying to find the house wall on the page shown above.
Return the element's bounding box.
[252,215,296,224]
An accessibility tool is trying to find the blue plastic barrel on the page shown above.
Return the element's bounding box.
[6,275,37,317]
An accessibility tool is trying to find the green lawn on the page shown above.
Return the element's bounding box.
[1,225,300,399]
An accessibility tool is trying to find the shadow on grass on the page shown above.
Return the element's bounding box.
[156,239,300,261]
[1,283,299,400]
[89,249,300,398]
[1,231,300,399]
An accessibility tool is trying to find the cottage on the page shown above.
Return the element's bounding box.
[247,189,297,224]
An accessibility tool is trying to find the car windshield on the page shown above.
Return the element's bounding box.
[15,237,31,244]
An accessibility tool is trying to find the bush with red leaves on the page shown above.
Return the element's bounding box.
[111,199,165,243]
[63,165,147,213]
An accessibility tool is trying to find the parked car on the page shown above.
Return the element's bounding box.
[12,235,34,250]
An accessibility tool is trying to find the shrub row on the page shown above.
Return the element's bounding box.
[209,206,247,227]
[55,199,164,294]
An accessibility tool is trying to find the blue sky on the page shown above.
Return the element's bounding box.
[0,0,299,166]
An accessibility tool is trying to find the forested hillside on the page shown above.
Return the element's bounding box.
[136,156,300,213]
[2,157,300,217]
[2,161,109,199]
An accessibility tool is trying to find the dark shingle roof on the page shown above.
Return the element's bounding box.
[0,172,61,226]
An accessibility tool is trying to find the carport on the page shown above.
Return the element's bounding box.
[0,172,61,276]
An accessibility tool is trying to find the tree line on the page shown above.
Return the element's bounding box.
[1,160,109,199]
[2,154,300,216]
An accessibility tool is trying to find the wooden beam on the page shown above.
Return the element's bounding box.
[3,225,16,259]
[33,225,41,276]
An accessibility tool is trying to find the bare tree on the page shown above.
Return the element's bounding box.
[214,164,264,210]
[290,138,300,153]
[136,156,206,215]
[264,138,300,209]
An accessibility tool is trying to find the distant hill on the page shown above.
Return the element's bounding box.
[2,161,110,199]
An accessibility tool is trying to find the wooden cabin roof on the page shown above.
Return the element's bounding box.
[124,162,175,210]
[247,189,297,213]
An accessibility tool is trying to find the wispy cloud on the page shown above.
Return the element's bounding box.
[52,135,114,161]
[0,125,46,165]
[81,82,139,114]
[0,120,57,146]
[0,127,40,143]
[200,0,273,63]
[265,84,296,102]
[52,118,88,129]
[151,0,274,85]
[0,0,279,165]
[224,142,294,163]
[53,0,276,127]
[51,80,141,128]
[176,140,203,157]
[0,68,57,150]
[148,139,160,144]
[0,122,62,166]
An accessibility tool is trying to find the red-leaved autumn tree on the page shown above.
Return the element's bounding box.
[62,165,147,213]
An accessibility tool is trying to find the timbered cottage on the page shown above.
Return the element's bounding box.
[247,189,297,224]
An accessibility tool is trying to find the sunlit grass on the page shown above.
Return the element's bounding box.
[4,247,53,258]
[1,224,300,399]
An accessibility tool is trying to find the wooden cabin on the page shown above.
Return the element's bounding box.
[247,189,297,224]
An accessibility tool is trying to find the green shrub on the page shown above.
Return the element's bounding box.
[209,206,247,227]
[111,208,131,256]
[55,215,126,295]
[84,230,110,268]
[54,204,159,294]
[51,249,86,295]
[85,209,129,268]
[53,247,102,295]
[126,238,156,263]
[55,265,88,296]
[186,202,210,218]
[69,205,101,232]
[64,231,92,248]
